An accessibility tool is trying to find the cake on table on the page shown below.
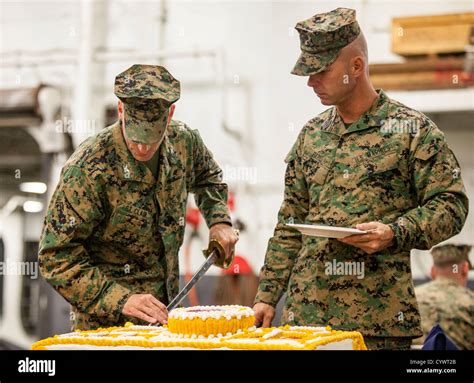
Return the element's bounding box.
[32,305,367,350]
[167,305,255,337]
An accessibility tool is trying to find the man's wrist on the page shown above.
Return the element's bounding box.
[209,221,232,228]
[387,222,400,250]
[254,293,278,308]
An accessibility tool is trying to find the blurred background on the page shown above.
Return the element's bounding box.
[0,0,472,349]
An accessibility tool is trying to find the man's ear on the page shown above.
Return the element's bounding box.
[351,56,365,78]
[430,266,437,280]
[168,104,176,124]
[460,261,469,277]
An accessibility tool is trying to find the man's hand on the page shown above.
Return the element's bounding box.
[122,294,168,325]
[253,303,275,328]
[338,222,394,254]
[209,223,239,262]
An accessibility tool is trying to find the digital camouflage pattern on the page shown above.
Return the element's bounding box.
[255,89,468,337]
[39,120,231,330]
[363,337,412,350]
[292,8,360,76]
[431,244,473,269]
[114,64,181,144]
[415,277,474,350]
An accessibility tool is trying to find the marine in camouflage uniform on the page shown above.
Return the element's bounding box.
[254,8,469,350]
[415,245,474,350]
[39,65,232,330]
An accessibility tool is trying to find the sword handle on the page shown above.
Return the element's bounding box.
[203,238,233,269]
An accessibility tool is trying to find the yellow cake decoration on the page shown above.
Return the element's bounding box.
[168,305,255,337]
[31,305,367,350]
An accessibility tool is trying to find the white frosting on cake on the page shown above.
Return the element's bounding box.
[32,306,366,351]
[262,329,282,339]
[44,344,226,350]
[35,326,362,350]
[289,326,329,332]
[169,305,254,320]
[314,339,353,350]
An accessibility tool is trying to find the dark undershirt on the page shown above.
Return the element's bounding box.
[142,150,160,179]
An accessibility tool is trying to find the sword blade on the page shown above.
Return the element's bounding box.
[166,250,218,311]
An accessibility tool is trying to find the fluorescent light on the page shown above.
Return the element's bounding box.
[23,200,44,213]
[19,182,47,194]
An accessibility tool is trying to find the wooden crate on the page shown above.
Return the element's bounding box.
[391,12,474,57]
[369,57,474,91]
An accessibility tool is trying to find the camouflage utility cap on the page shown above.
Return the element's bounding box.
[292,7,360,76]
[114,64,180,144]
[431,244,473,269]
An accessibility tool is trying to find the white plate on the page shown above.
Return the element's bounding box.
[286,223,368,238]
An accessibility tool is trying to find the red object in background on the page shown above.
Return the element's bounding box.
[223,255,253,275]
[186,191,235,231]
[186,206,201,230]
[227,191,235,212]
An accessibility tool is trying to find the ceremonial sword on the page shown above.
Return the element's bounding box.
[148,231,238,324]
[166,248,219,311]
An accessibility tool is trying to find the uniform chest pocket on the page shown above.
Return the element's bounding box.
[302,155,331,186]
[107,204,154,239]
[357,152,403,185]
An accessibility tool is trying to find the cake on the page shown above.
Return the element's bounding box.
[168,305,255,337]
[32,305,367,350]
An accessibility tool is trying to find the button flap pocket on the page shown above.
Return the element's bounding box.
[111,204,153,233]
[302,155,331,186]
[161,189,187,224]
[366,151,399,175]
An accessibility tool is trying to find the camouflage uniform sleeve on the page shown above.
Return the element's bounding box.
[254,132,309,307]
[39,166,133,322]
[388,125,469,251]
[188,129,232,228]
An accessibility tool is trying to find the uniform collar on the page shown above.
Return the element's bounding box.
[112,121,181,184]
[322,89,389,137]
[434,276,465,288]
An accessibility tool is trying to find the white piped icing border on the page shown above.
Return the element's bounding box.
[34,323,364,350]
[32,306,366,350]
[169,305,254,320]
